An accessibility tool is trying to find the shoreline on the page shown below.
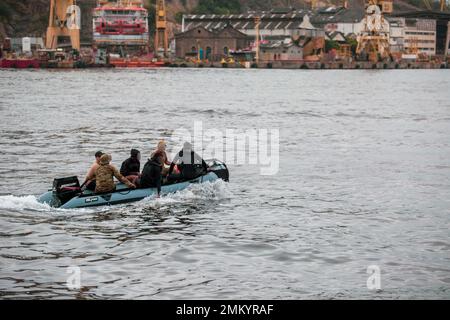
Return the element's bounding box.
[0,60,448,70]
[167,60,449,70]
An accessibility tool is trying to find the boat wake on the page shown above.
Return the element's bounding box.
[139,180,232,206]
[0,195,51,212]
[169,180,231,200]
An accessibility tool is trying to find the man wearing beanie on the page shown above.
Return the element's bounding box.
[120,149,141,181]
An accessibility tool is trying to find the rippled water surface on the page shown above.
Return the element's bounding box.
[0,68,449,299]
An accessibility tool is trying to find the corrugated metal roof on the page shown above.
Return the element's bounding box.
[182,7,367,32]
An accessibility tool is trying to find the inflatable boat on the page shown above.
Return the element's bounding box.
[38,159,229,209]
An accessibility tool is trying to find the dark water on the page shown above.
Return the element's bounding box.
[0,68,449,299]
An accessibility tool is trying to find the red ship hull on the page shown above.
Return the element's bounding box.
[0,59,40,69]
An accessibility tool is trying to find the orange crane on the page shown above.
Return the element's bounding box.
[46,0,80,50]
[154,0,168,57]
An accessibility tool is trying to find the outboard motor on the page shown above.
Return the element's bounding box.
[52,176,82,206]
[207,159,229,182]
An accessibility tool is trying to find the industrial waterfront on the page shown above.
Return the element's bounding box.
[0,68,449,299]
[1,1,450,70]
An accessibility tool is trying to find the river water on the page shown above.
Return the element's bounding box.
[0,68,449,299]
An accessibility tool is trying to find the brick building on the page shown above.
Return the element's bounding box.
[174,24,249,61]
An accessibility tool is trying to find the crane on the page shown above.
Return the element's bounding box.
[154,0,168,58]
[46,0,80,50]
[356,1,391,62]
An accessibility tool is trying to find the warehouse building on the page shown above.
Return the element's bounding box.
[175,24,248,61]
[181,8,325,40]
[177,8,325,61]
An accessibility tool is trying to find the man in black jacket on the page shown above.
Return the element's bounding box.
[120,149,141,179]
[140,152,164,197]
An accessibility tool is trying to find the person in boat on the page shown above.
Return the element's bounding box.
[120,149,141,183]
[139,152,164,198]
[86,154,136,194]
[167,142,209,182]
[83,151,103,191]
[151,140,171,176]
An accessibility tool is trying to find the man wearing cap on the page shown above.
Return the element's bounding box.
[83,151,104,191]
[86,154,136,193]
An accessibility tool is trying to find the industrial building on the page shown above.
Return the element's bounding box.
[176,3,449,62]
[177,9,326,61]
[260,39,304,61]
[404,18,437,55]
[181,9,325,39]
[175,24,249,61]
[391,10,450,56]
[388,17,406,53]
[311,5,366,35]
[311,4,445,57]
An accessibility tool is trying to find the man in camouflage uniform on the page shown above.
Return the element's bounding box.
[86,154,136,193]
